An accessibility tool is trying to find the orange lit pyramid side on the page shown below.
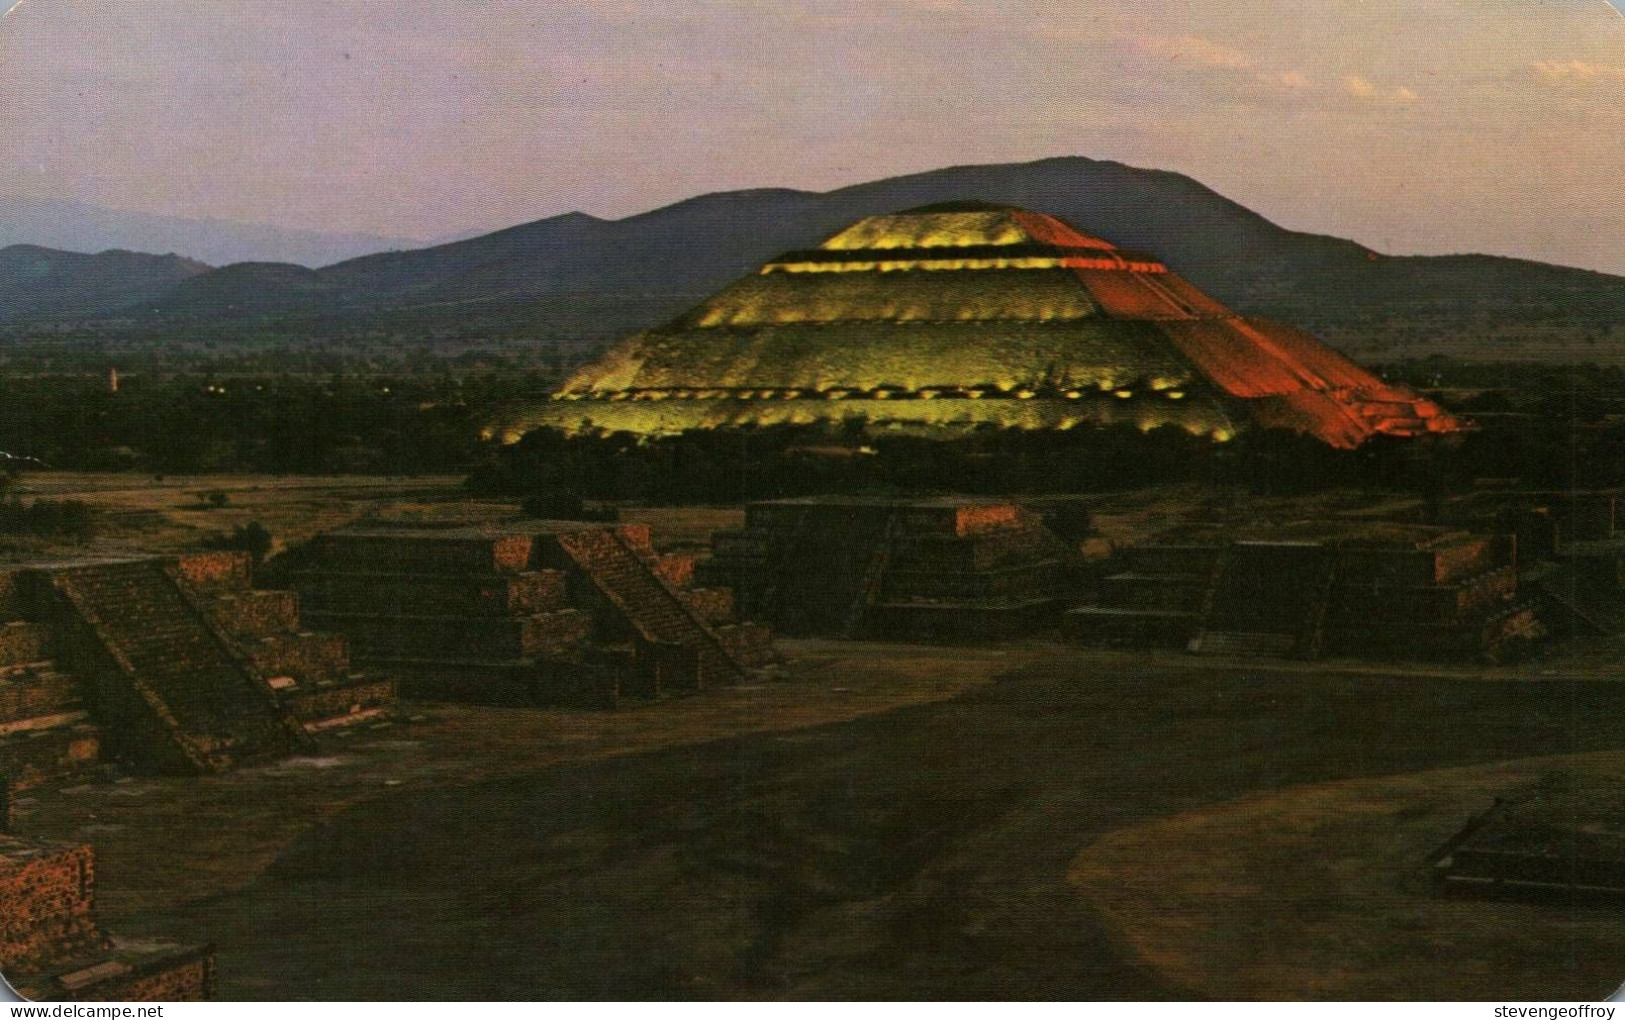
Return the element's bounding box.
[488,202,1462,448]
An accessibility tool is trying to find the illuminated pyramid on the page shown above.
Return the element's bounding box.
[488,202,1462,448]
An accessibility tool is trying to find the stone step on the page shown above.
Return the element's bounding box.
[1190,630,1297,657]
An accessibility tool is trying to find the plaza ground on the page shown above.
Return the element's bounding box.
[9,637,1625,1000]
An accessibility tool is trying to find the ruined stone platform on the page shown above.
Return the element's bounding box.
[0,551,392,782]
[700,495,1073,640]
[282,519,773,706]
[1432,774,1625,898]
[1065,521,1542,662]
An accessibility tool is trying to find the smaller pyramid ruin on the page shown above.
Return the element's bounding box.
[1066,522,1542,661]
[700,496,1074,639]
[282,520,774,705]
[1432,773,1625,898]
[0,552,391,784]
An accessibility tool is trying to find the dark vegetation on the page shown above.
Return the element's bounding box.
[465,420,1425,503]
[202,521,274,565]
[0,356,565,475]
[0,352,1619,505]
[0,497,94,542]
[464,359,1625,504]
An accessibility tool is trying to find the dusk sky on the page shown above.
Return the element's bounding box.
[2,0,1623,272]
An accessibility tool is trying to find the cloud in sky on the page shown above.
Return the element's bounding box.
[1533,57,1625,81]
[1136,34,1260,72]
[1341,74,1420,104]
[0,0,1622,274]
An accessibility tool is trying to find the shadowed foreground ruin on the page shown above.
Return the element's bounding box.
[1432,773,1625,897]
[1,833,212,1000]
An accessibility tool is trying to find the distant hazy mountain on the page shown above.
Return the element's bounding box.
[0,244,209,321]
[0,194,421,268]
[7,157,1624,360]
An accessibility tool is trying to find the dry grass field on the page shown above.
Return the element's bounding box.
[3,472,480,563]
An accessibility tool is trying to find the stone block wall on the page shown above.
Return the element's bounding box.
[0,666,81,727]
[245,632,350,684]
[653,552,697,590]
[0,622,52,668]
[714,623,775,667]
[293,569,569,618]
[884,561,1064,602]
[1337,537,1503,586]
[0,838,99,972]
[199,591,300,641]
[948,503,1022,536]
[520,610,596,660]
[1099,573,1206,613]
[1328,566,1518,626]
[1116,544,1223,578]
[171,552,253,592]
[0,726,101,791]
[0,835,214,1002]
[40,945,216,1002]
[279,677,396,728]
[613,523,655,555]
[679,587,735,625]
[309,532,534,574]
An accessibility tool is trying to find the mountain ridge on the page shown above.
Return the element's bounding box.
[0,194,424,269]
[4,156,1621,361]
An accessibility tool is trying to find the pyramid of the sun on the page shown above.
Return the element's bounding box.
[488,202,1462,448]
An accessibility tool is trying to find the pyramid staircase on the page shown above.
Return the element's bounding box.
[756,507,811,625]
[755,509,902,636]
[49,561,308,774]
[1189,543,1337,660]
[707,497,1069,640]
[552,528,747,688]
[842,512,900,639]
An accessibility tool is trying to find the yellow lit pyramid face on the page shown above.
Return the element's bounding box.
[487,203,1462,449]
[820,210,1061,250]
